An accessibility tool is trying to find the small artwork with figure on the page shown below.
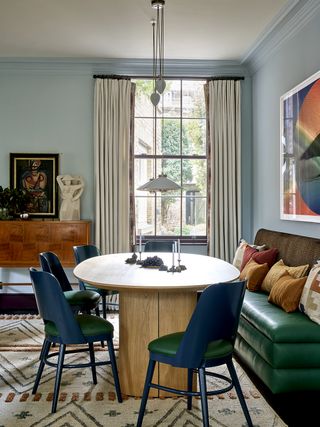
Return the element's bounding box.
[10,153,59,218]
[280,70,320,223]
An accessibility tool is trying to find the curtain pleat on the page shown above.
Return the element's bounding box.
[206,80,241,262]
[94,78,133,254]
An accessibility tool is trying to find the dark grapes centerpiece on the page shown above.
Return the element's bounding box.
[141,256,164,268]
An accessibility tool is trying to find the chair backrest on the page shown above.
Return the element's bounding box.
[73,245,101,289]
[73,244,101,264]
[144,240,175,252]
[39,251,72,292]
[174,280,246,368]
[29,268,86,344]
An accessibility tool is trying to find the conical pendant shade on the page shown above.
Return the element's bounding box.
[137,174,180,192]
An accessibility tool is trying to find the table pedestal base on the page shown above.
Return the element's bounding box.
[118,290,197,397]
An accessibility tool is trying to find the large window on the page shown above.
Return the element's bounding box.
[133,79,207,242]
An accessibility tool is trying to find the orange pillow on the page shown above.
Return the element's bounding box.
[239,259,269,292]
[268,274,307,313]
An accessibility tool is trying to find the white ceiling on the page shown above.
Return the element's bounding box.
[0,0,291,61]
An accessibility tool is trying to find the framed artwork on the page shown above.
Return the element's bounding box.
[280,70,320,222]
[10,153,59,218]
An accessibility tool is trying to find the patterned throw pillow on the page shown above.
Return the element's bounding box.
[261,259,309,294]
[299,264,320,324]
[268,274,307,313]
[239,259,269,292]
[233,239,266,270]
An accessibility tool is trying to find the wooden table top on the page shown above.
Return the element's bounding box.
[73,252,239,291]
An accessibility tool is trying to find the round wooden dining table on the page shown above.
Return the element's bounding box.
[73,252,239,397]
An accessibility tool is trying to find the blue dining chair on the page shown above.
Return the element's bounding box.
[73,244,119,319]
[144,239,176,252]
[39,251,101,314]
[29,268,122,413]
[137,280,253,427]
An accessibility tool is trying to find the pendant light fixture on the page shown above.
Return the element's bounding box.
[150,0,166,106]
[137,0,180,193]
[137,173,181,192]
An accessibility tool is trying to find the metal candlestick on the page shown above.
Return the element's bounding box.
[136,250,143,265]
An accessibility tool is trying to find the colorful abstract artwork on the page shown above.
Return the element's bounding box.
[280,71,320,222]
[10,153,59,218]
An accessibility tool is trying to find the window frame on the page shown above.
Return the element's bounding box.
[132,77,208,245]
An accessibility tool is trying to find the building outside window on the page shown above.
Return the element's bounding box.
[133,79,207,243]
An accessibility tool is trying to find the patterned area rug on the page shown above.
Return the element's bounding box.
[0,315,287,427]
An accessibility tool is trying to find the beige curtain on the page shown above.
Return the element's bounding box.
[205,80,241,262]
[94,78,134,254]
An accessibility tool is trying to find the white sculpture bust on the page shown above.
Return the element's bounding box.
[56,174,84,220]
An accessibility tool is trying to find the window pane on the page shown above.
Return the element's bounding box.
[182,196,207,236]
[182,118,206,155]
[135,80,154,117]
[157,118,181,155]
[156,196,180,236]
[134,118,154,155]
[158,80,181,118]
[136,196,155,235]
[156,158,181,197]
[182,159,207,197]
[135,158,155,195]
[182,81,206,118]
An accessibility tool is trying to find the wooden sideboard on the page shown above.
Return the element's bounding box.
[0,220,91,268]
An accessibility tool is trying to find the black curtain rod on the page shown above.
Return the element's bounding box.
[206,76,244,81]
[93,74,244,81]
[93,74,131,79]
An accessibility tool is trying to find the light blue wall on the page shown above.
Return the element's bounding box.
[0,71,95,220]
[251,7,320,238]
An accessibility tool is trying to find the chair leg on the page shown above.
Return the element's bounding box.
[102,295,107,319]
[107,339,122,403]
[187,368,193,410]
[52,344,66,414]
[198,368,209,427]
[227,360,253,427]
[33,339,51,394]
[39,337,51,360]
[137,359,156,427]
[89,342,97,384]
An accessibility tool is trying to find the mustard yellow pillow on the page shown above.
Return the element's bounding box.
[268,274,307,313]
[239,259,269,292]
[261,259,309,293]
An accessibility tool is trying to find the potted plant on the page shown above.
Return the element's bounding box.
[0,186,31,219]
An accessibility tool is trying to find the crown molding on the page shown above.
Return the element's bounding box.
[242,0,320,74]
[0,57,248,77]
